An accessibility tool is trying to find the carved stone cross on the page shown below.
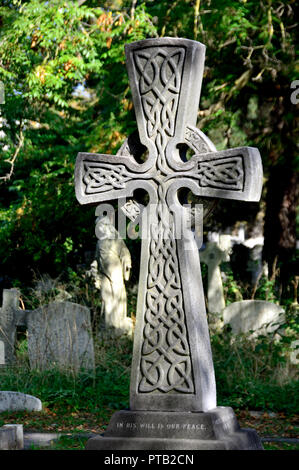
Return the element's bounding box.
[75,38,263,416]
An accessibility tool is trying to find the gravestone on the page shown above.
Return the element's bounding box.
[0,288,19,364]
[223,300,285,337]
[27,301,95,372]
[200,235,231,314]
[0,424,24,450]
[75,37,263,449]
[0,391,42,412]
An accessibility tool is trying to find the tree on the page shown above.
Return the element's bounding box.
[0,0,156,280]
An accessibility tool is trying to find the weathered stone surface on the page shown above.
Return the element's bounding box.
[75,37,264,450]
[0,391,42,412]
[27,301,95,372]
[223,300,285,336]
[0,424,24,450]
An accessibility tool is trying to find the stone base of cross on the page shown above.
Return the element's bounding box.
[75,37,264,450]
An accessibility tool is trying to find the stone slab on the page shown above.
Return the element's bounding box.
[27,301,95,372]
[0,391,42,412]
[223,300,285,336]
[85,407,263,450]
[0,424,24,450]
[23,432,62,449]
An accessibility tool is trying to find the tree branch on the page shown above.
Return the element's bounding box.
[194,0,201,40]
[131,0,138,20]
[0,123,24,183]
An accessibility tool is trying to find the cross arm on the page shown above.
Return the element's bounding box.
[75,151,155,205]
[167,146,263,203]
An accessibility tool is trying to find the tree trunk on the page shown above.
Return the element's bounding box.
[263,166,298,286]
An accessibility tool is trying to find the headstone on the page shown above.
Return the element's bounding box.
[27,301,95,373]
[0,288,19,364]
[75,37,263,450]
[0,391,42,412]
[200,235,231,314]
[223,300,285,337]
[0,424,24,450]
[89,210,133,337]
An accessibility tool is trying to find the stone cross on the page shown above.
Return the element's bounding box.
[75,38,263,414]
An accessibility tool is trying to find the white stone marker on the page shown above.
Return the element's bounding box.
[223,299,285,336]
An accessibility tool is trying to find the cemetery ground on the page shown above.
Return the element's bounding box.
[0,271,298,451]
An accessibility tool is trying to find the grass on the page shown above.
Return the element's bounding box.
[1,329,298,416]
[0,334,132,414]
[263,442,299,450]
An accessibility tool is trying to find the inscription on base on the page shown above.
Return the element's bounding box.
[116,421,207,431]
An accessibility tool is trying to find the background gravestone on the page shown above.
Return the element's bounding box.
[0,391,42,413]
[0,288,19,364]
[27,301,95,372]
[0,424,24,450]
[223,300,285,337]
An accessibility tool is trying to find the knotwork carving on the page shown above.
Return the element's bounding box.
[197,156,244,190]
[134,47,185,141]
[139,186,194,394]
[83,162,131,194]
[134,47,185,174]
[185,125,210,154]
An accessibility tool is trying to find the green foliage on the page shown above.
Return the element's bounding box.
[254,275,277,302]
[0,0,296,285]
[0,323,297,415]
[0,335,132,413]
[222,269,243,304]
[0,0,157,279]
[211,328,298,414]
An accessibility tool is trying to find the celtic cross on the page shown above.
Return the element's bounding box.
[75,38,263,412]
